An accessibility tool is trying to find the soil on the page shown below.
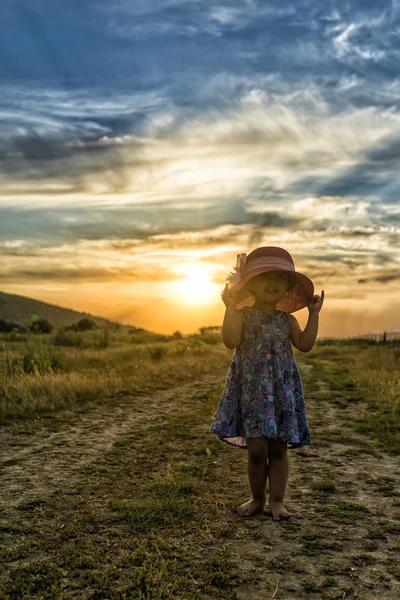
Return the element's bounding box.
[1,378,209,508]
[1,362,399,599]
[220,362,400,599]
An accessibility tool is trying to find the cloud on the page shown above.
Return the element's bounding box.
[2,222,399,292]
[292,134,400,200]
[0,265,178,283]
[358,272,400,284]
[3,81,400,215]
[1,0,400,334]
[332,21,386,61]
[100,0,298,39]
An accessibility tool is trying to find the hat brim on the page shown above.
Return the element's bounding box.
[230,269,314,313]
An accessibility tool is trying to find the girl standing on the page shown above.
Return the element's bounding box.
[209,247,324,521]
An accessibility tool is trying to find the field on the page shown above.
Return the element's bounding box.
[0,329,399,599]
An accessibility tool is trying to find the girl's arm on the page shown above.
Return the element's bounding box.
[289,313,319,353]
[222,306,243,349]
[289,290,324,352]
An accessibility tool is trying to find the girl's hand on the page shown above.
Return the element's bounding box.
[221,283,239,309]
[307,290,324,314]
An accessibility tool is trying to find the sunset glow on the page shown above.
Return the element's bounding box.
[173,276,216,305]
[171,264,219,305]
[1,2,400,336]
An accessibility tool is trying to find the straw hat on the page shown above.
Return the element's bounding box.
[225,246,314,313]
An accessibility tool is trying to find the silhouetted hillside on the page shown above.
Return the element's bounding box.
[0,290,137,331]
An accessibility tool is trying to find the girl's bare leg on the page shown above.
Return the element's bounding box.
[267,439,291,521]
[237,436,269,517]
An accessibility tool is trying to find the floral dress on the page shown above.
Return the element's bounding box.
[209,306,312,449]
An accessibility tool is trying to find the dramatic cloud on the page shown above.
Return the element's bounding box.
[1,0,399,333]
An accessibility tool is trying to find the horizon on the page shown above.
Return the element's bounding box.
[1,288,399,339]
[1,1,399,337]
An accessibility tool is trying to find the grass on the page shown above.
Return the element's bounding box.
[16,498,47,511]
[309,479,338,493]
[1,332,399,456]
[0,333,399,596]
[363,476,399,497]
[300,538,344,555]
[298,339,400,455]
[0,382,253,598]
[314,502,373,524]
[0,330,230,423]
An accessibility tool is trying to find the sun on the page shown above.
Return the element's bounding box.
[174,275,217,305]
[172,265,218,305]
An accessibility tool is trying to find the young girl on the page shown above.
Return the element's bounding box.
[209,246,324,521]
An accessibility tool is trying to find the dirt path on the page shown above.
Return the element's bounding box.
[0,373,224,507]
[219,362,400,599]
[1,362,400,599]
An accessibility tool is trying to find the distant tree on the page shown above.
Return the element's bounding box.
[0,319,12,332]
[75,317,97,332]
[29,317,54,334]
[171,330,183,340]
[199,326,222,334]
[0,319,24,333]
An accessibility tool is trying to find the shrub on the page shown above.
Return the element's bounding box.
[198,333,219,345]
[149,345,169,361]
[74,318,98,332]
[29,318,54,334]
[199,326,221,335]
[0,319,26,333]
[22,343,66,375]
[53,330,82,347]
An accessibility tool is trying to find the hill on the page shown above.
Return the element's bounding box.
[0,290,137,331]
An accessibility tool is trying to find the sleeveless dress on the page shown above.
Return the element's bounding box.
[209,306,312,449]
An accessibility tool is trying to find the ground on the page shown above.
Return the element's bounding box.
[0,361,399,599]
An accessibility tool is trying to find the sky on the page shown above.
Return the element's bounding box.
[0,0,399,336]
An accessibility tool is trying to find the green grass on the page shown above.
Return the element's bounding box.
[2,334,399,457]
[0,330,230,423]
[309,479,338,494]
[300,339,400,455]
[300,538,344,555]
[1,335,399,596]
[363,476,399,497]
[109,491,196,534]
[16,498,47,511]
[314,501,372,525]
[0,379,253,597]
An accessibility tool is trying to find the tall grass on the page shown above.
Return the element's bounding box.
[308,339,400,453]
[0,330,229,423]
[311,339,400,415]
[1,331,399,455]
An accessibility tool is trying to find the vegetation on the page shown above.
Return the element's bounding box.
[0,330,399,597]
[0,319,27,334]
[29,317,54,334]
[0,325,226,423]
[0,328,399,444]
[302,338,400,454]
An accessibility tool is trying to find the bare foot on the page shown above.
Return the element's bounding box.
[236,497,266,518]
[268,500,291,521]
